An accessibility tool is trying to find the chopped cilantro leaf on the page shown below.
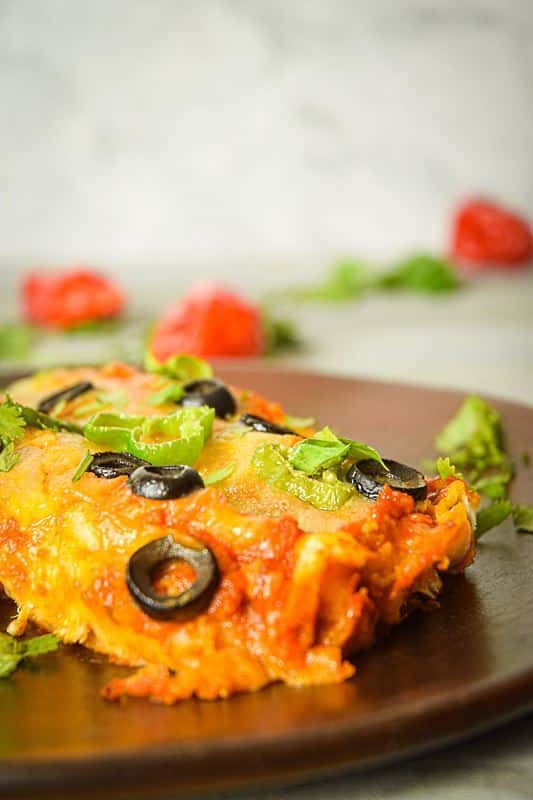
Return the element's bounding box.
[144,352,213,382]
[0,633,59,679]
[72,450,93,482]
[288,426,384,476]
[289,437,350,475]
[475,500,513,539]
[436,456,462,479]
[263,316,301,354]
[6,397,83,436]
[290,260,374,302]
[202,463,236,486]
[285,254,460,303]
[0,442,20,472]
[0,401,26,445]
[435,395,512,499]
[378,254,461,293]
[0,323,34,362]
[512,505,533,533]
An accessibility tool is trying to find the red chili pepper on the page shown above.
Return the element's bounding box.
[22,269,125,329]
[451,199,533,267]
[150,283,265,360]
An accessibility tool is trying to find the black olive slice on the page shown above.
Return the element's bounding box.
[346,458,427,502]
[126,534,219,620]
[240,413,296,436]
[128,465,205,501]
[38,381,95,414]
[88,451,149,479]
[180,379,236,419]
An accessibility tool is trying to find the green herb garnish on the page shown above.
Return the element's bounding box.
[475,500,513,539]
[435,395,512,499]
[512,505,533,533]
[433,395,533,538]
[0,323,34,362]
[252,443,354,511]
[72,449,93,482]
[287,253,460,303]
[63,319,122,335]
[263,315,301,354]
[288,436,350,475]
[0,401,26,445]
[377,254,461,293]
[148,383,185,407]
[0,396,82,476]
[202,463,236,486]
[0,633,59,679]
[144,352,213,382]
[9,398,83,436]
[0,443,21,472]
[436,456,462,479]
[291,260,374,302]
[0,400,27,473]
[288,426,384,476]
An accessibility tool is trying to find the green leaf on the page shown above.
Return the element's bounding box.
[144,351,213,382]
[148,383,185,406]
[378,254,461,294]
[434,395,512,501]
[0,323,34,361]
[436,395,502,456]
[0,632,59,679]
[12,400,83,436]
[475,500,513,538]
[0,401,26,445]
[202,463,236,486]
[472,466,513,500]
[284,415,316,430]
[0,442,21,473]
[512,505,533,533]
[292,260,375,302]
[288,426,384,476]
[72,449,93,482]
[340,437,385,466]
[62,319,122,335]
[289,438,350,475]
[263,315,301,354]
[0,653,21,679]
[21,633,59,657]
[436,456,462,479]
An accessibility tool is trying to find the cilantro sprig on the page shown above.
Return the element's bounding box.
[0,396,84,474]
[0,399,27,472]
[435,395,512,500]
[431,395,533,538]
[287,253,460,303]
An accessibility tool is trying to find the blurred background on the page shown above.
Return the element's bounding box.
[0,0,532,401]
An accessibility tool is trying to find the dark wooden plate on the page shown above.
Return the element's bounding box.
[1,365,533,800]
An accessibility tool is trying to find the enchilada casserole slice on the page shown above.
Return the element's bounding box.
[0,362,477,703]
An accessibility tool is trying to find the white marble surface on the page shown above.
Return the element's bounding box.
[1,0,533,276]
